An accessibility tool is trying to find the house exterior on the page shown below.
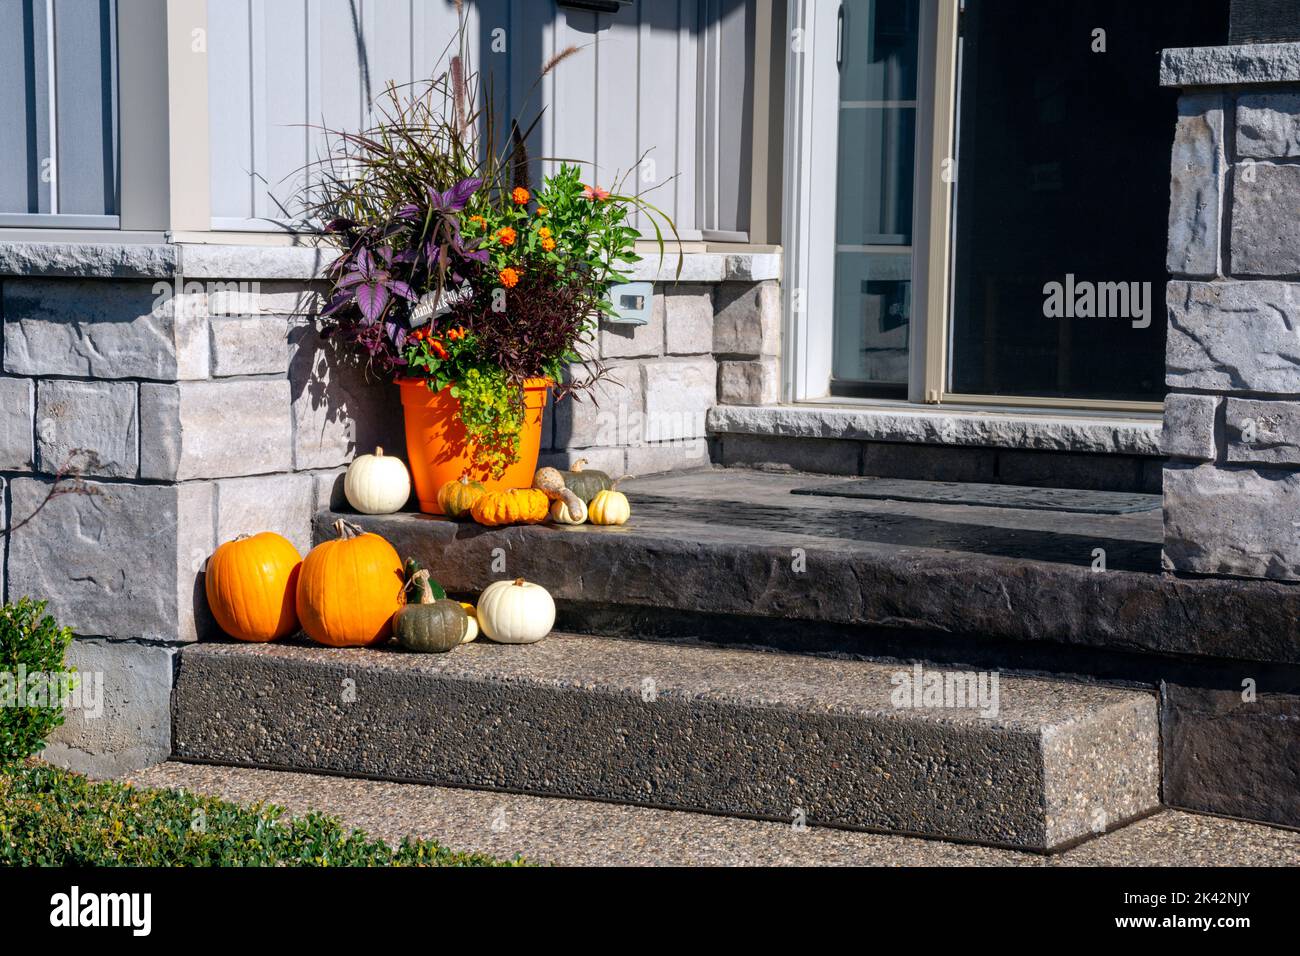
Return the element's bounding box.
[1,0,1298,835]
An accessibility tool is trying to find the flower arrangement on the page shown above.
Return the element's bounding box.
[306,13,676,481]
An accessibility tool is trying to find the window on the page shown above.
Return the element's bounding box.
[0,0,119,228]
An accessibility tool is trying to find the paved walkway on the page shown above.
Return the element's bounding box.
[128,762,1300,867]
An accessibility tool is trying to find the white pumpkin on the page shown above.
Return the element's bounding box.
[460,603,479,643]
[548,496,588,525]
[344,446,411,515]
[477,578,555,644]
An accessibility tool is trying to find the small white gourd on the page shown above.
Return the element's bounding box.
[344,447,411,515]
[476,578,555,644]
[548,496,588,525]
[460,603,479,643]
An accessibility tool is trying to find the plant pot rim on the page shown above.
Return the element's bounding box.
[396,376,553,389]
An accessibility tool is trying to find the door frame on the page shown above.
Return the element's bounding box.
[782,0,956,405]
[781,0,1161,414]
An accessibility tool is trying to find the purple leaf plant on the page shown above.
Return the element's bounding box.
[322,177,489,374]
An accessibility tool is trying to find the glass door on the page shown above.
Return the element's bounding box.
[946,0,1227,405]
[830,0,923,398]
[790,0,1222,412]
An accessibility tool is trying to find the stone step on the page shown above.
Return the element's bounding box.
[172,635,1160,852]
[317,470,1300,667]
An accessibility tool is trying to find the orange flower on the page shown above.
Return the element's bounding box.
[538,226,552,239]
[431,340,449,359]
[496,226,517,246]
[537,206,550,216]
[467,215,486,229]
[498,267,520,289]
[582,184,611,202]
[512,187,530,205]
[541,237,556,252]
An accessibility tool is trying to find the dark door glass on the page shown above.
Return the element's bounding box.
[948,0,1228,402]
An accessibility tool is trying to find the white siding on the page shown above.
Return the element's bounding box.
[208,0,711,235]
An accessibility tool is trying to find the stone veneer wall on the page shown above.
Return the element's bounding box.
[1161,43,1300,582]
[0,242,779,774]
[547,253,781,476]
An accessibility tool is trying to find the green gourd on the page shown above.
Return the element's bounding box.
[403,558,446,602]
[395,570,468,653]
[559,459,614,503]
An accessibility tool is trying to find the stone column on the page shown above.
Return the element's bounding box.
[0,243,400,775]
[1161,43,1300,582]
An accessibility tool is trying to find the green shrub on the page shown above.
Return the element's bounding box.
[0,599,76,766]
[0,762,525,867]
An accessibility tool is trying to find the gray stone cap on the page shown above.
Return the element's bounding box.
[177,243,339,280]
[708,403,1163,456]
[179,245,779,283]
[0,241,179,279]
[1162,42,1300,88]
[0,238,778,285]
[630,251,782,283]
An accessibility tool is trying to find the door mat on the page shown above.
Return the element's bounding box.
[791,478,1162,515]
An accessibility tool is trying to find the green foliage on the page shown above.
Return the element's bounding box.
[0,599,76,766]
[403,161,674,478]
[467,162,661,305]
[0,763,526,867]
[406,329,528,479]
[450,366,527,479]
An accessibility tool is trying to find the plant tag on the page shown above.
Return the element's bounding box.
[410,285,473,327]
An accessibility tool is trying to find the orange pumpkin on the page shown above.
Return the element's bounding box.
[471,488,549,527]
[205,532,302,643]
[437,475,486,520]
[296,520,405,647]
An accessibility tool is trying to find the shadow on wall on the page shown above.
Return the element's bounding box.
[288,319,408,477]
[192,565,217,642]
[464,0,744,215]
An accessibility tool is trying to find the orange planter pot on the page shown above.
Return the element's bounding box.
[398,377,551,514]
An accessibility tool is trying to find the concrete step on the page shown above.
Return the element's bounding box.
[319,470,1300,667]
[172,634,1160,852]
[129,762,1300,867]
